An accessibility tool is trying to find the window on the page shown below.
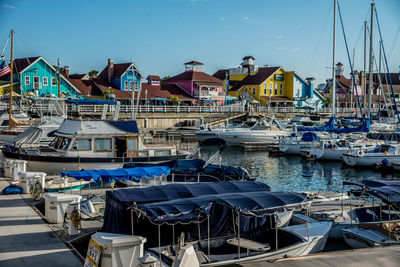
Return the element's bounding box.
[51,77,57,86]
[33,76,40,89]
[139,151,149,157]
[264,83,267,94]
[43,77,48,86]
[155,150,171,156]
[252,88,256,95]
[124,81,129,90]
[73,139,92,151]
[269,88,272,95]
[274,83,278,95]
[127,138,138,151]
[270,82,273,92]
[130,81,135,91]
[95,138,111,151]
[279,83,283,95]
[245,88,248,93]
[25,76,30,85]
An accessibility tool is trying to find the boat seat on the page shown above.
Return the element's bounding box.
[227,238,270,252]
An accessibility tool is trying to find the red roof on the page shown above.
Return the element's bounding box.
[13,57,40,73]
[184,61,203,65]
[229,66,280,91]
[69,74,88,79]
[165,70,223,85]
[212,69,228,80]
[98,63,132,80]
[68,79,103,97]
[147,75,161,81]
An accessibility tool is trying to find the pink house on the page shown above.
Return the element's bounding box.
[163,61,225,105]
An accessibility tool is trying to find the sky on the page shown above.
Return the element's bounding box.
[1,0,400,85]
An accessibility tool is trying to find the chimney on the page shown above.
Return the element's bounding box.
[335,62,344,77]
[64,66,69,78]
[107,58,114,83]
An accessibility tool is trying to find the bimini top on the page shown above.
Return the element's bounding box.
[66,99,117,105]
[55,119,139,137]
[344,180,400,208]
[61,166,171,183]
[133,191,310,225]
[102,181,271,233]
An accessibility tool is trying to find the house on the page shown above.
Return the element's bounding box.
[163,61,225,105]
[98,59,144,91]
[213,56,324,108]
[9,56,79,97]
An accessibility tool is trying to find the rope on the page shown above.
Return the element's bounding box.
[337,1,365,122]
[374,6,400,124]
[0,32,10,58]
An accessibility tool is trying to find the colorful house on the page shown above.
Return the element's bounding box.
[163,61,224,105]
[98,59,144,91]
[213,56,324,108]
[12,56,79,97]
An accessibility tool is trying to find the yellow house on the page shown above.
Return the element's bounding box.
[213,56,317,107]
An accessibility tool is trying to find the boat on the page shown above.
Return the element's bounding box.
[2,119,189,174]
[195,122,250,142]
[308,138,382,161]
[219,119,289,146]
[279,132,322,155]
[342,144,400,167]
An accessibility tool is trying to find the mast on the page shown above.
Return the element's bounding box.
[8,29,14,130]
[350,48,355,113]
[363,21,367,116]
[331,0,337,117]
[368,3,375,119]
[57,58,61,97]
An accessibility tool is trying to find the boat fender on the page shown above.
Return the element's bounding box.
[70,209,81,230]
[30,180,43,201]
[357,150,364,157]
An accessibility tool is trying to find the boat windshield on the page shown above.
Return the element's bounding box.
[49,137,71,150]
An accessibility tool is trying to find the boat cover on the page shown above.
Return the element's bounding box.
[297,117,370,133]
[106,121,139,133]
[66,99,117,105]
[344,180,400,208]
[134,191,311,225]
[123,159,249,180]
[101,181,270,234]
[199,138,227,152]
[367,132,400,142]
[301,132,320,142]
[61,166,171,183]
[6,126,42,147]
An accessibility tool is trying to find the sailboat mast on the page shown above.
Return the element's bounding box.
[363,21,367,115]
[368,3,375,119]
[331,0,337,117]
[8,29,14,130]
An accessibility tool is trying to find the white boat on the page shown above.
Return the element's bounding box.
[279,132,326,155]
[195,123,250,142]
[309,139,382,161]
[342,144,400,167]
[2,119,188,174]
[342,224,400,249]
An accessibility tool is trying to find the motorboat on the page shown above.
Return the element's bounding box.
[342,144,400,167]
[219,119,289,146]
[195,123,250,142]
[308,138,382,161]
[2,119,189,174]
[279,132,322,155]
[342,223,400,249]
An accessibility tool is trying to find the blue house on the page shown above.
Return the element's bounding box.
[13,56,79,97]
[290,72,325,109]
[98,59,144,91]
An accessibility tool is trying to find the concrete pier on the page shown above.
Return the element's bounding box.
[0,177,82,267]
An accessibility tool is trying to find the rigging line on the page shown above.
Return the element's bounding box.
[337,1,365,122]
[0,32,11,58]
[306,0,333,77]
[387,26,400,61]
[375,6,400,124]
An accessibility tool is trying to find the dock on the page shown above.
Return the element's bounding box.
[0,177,82,267]
[239,246,400,267]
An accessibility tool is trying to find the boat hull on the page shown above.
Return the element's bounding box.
[342,154,400,167]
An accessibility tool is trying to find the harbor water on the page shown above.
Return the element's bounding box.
[160,137,397,192]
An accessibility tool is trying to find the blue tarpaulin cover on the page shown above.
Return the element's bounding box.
[301,132,320,142]
[344,180,400,208]
[298,117,370,133]
[101,181,270,234]
[2,184,23,195]
[123,159,249,180]
[135,191,310,225]
[61,166,171,183]
[66,99,117,105]
[107,121,139,133]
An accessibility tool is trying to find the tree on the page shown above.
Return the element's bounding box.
[169,95,179,105]
[161,76,170,84]
[88,70,99,78]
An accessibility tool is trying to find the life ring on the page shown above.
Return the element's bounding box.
[357,150,364,157]
[31,180,43,201]
[69,209,81,230]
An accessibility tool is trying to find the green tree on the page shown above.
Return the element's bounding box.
[161,76,170,84]
[88,70,99,78]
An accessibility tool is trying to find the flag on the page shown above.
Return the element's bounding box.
[0,57,11,77]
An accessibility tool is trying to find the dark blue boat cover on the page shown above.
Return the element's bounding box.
[124,159,249,180]
[298,117,370,133]
[135,191,310,225]
[199,138,227,152]
[2,184,23,195]
[107,121,139,133]
[61,166,171,183]
[66,99,117,105]
[102,181,270,234]
[301,132,320,142]
[344,180,400,208]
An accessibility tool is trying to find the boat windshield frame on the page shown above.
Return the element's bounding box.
[49,136,72,150]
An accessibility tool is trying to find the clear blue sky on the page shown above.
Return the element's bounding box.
[1,0,399,85]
